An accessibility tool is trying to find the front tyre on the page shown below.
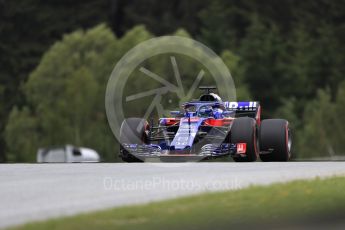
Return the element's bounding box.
[119,118,148,163]
[231,117,258,162]
[259,119,291,162]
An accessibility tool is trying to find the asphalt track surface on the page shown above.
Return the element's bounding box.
[1,162,345,228]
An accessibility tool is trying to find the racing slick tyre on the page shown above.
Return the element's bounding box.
[231,117,258,162]
[259,119,291,162]
[119,118,149,163]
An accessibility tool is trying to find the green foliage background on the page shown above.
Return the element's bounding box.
[1,0,344,162]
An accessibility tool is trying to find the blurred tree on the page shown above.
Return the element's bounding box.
[5,24,118,162]
[297,81,345,158]
[239,16,287,116]
[198,0,251,53]
[199,0,345,115]
[0,0,110,162]
[5,107,38,162]
[332,81,345,155]
[221,50,250,100]
[297,89,335,158]
[110,0,206,37]
[282,23,344,119]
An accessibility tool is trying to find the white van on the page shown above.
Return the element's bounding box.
[37,145,100,163]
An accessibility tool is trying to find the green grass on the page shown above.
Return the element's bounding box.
[11,176,345,230]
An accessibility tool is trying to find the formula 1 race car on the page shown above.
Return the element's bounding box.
[119,86,291,162]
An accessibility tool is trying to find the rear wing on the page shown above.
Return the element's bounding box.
[223,101,260,119]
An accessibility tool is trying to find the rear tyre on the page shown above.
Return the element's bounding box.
[119,118,148,163]
[259,119,291,162]
[231,117,258,162]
